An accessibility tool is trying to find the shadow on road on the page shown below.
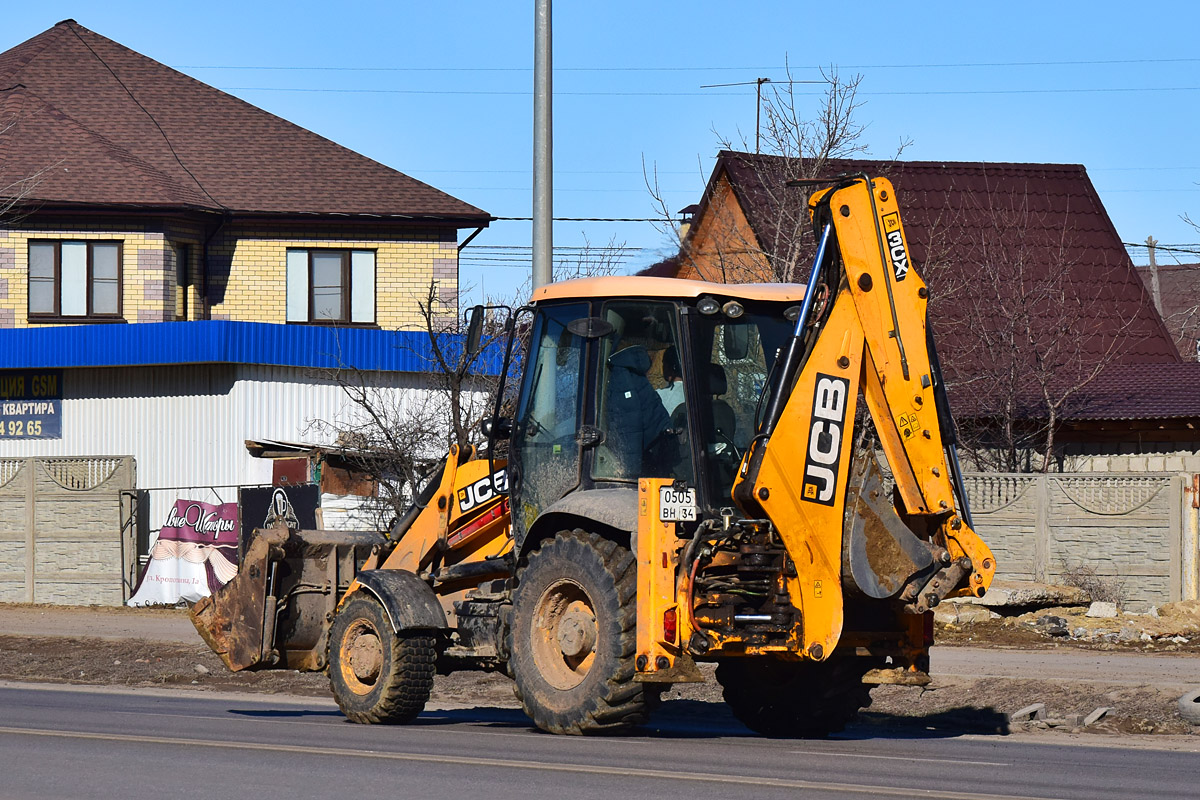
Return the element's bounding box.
[228,708,347,719]
[248,700,1011,740]
[849,707,1011,739]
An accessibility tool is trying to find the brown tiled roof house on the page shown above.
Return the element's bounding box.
[0,19,489,328]
[0,21,498,607]
[675,150,1200,472]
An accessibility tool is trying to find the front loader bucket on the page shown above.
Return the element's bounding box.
[189,525,385,672]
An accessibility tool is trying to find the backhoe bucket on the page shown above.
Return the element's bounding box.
[189,525,385,672]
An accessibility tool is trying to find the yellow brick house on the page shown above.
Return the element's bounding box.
[0,21,491,604]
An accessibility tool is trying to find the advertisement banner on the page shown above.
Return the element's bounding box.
[0,369,62,439]
[128,499,239,606]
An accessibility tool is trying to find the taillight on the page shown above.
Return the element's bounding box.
[663,607,678,644]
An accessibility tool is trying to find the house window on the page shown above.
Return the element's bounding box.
[28,240,122,320]
[286,249,375,324]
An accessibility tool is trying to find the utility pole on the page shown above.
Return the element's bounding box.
[1146,235,1162,317]
[532,0,553,291]
[755,77,770,154]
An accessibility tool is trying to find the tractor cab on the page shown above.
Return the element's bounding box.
[504,277,805,550]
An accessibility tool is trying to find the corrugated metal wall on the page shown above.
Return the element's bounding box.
[0,364,437,533]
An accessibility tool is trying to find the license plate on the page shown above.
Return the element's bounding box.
[659,486,697,522]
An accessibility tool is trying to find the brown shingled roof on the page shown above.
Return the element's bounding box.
[1067,363,1200,421]
[694,151,1184,422]
[0,20,488,223]
[1137,262,1200,360]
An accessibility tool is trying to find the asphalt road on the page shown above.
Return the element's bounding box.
[1,683,1196,800]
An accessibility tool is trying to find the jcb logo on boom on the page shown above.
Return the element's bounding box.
[457,469,508,513]
[882,212,908,282]
[801,374,849,506]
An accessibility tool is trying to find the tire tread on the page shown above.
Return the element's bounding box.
[510,529,646,735]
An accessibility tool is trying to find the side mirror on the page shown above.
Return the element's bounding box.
[465,305,485,356]
[481,417,513,440]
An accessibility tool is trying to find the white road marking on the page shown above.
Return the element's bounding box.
[791,749,1009,766]
[0,724,1066,800]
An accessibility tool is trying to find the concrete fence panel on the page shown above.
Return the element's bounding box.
[0,456,135,605]
[965,472,1188,610]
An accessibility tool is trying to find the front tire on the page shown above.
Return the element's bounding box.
[510,530,647,734]
[716,656,873,738]
[328,594,436,724]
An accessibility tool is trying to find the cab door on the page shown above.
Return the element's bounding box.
[509,302,590,545]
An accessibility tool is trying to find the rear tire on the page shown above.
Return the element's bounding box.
[510,530,647,734]
[716,656,873,738]
[328,594,436,724]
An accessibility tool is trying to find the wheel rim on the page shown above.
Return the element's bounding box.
[531,578,598,690]
[339,618,384,695]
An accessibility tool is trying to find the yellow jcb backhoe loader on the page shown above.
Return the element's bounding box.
[191,175,995,737]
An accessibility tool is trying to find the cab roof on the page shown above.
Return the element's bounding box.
[532,275,806,304]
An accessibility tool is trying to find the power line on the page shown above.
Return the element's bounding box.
[470,245,651,251]
[180,56,1200,72]
[223,84,1200,98]
[445,187,688,193]
[223,86,743,96]
[411,169,699,175]
[492,216,663,222]
[844,57,1200,69]
[1124,242,1200,253]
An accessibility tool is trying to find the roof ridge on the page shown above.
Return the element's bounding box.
[0,23,69,84]
[718,150,1088,173]
[63,21,479,214]
[60,21,227,209]
[1,84,213,208]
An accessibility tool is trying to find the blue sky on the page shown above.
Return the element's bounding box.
[6,2,1200,302]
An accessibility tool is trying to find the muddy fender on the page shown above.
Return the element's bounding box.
[353,570,448,632]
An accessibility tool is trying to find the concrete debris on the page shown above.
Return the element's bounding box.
[193,664,209,675]
[1033,615,1070,637]
[935,603,1000,626]
[1009,703,1045,722]
[995,604,1200,645]
[1010,703,1115,729]
[1149,605,1160,618]
[1117,627,1141,643]
[1086,601,1119,618]
[952,581,1088,610]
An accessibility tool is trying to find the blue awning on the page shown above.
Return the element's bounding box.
[0,320,503,374]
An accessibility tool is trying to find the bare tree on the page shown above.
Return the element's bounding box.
[311,240,629,526]
[648,64,908,284]
[924,185,1145,473]
[0,99,59,221]
[308,280,501,525]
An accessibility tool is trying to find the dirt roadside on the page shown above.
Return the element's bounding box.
[1,603,1196,739]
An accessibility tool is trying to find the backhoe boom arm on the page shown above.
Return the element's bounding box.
[731,176,996,660]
